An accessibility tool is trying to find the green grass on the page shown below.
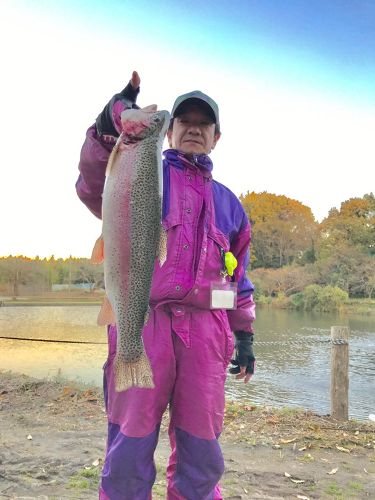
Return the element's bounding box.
[155,461,166,476]
[325,482,344,499]
[67,466,100,490]
[277,406,304,417]
[152,483,166,497]
[348,481,364,492]
[298,453,314,463]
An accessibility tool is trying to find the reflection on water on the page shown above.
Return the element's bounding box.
[0,306,374,420]
[226,309,375,420]
[0,306,107,385]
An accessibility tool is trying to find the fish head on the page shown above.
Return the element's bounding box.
[120,106,170,143]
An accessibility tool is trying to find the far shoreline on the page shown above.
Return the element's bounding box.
[1,293,374,315]
[0,292,103,307]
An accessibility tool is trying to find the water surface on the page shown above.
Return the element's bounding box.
[0,305,374,420]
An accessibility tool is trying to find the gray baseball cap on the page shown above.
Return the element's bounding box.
[171,90,220,132]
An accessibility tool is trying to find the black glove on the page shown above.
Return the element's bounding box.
[96,81,140,137]
[229,331,255,375]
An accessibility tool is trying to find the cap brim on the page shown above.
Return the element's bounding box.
[173,98,216,123]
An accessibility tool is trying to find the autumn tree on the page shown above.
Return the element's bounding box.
[314,193,375,297]
[314,243,375,298]
[240,191,317,269]
[317,193,375,258]
[251,264,316,297]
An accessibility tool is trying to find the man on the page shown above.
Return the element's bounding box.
[76,71,256,500]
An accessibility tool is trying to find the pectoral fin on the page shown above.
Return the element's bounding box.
[91,235,104,264]
[97,295,116,326]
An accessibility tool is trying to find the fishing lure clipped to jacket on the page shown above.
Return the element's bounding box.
[92,105,170,392]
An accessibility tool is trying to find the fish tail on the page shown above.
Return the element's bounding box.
[114,353,155,392]
[157,226,168,266]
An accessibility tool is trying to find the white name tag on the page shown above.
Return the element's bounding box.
[210,282,238,310]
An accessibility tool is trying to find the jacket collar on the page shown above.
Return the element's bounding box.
[163,149,213,177]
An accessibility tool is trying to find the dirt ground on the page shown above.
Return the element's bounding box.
[1,371,374,500]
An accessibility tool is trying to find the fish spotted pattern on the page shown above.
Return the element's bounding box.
[98,106,170,391]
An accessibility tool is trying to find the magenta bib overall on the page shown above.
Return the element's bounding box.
[76,127,255,500]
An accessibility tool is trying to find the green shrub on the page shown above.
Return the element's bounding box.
[319,285,348,311]
[273,293,290,309]
[302,284,348,312]
[290,292,304,310]
[251,278,263,300]
[302,284,322,310]
[256,294,272,305]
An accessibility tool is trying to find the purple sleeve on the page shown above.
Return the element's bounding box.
[75,124,112,219]
[75,102,128,218]
[227,216,256,333]
[112,101,126,135]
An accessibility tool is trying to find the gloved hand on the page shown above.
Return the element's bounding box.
[96,71,141,137]
[229,331,255,383]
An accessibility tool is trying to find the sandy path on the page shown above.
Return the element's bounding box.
[1,371,374,499]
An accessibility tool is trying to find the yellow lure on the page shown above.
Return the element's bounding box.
[224,251,237,277]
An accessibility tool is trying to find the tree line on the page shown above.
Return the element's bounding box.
[0,256,103,297]
[240,191,375,306]
[1,192,374,304]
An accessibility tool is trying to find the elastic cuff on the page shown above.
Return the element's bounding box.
[234,330,254,341]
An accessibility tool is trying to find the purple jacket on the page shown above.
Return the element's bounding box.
[76,125,255,333]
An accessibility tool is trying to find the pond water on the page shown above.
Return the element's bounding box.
[0,305,374,420]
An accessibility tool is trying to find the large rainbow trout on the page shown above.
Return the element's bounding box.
[92,106,170,392]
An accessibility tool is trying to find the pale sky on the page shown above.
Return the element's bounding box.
[1,0,374,258]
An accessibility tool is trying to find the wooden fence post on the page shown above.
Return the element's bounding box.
[330,326,349,420]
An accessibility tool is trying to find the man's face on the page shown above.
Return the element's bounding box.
[167,105,220,156]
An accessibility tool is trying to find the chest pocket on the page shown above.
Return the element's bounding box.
[206,225,230,280]
[161,212,183,263]
[149,212,184,302]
